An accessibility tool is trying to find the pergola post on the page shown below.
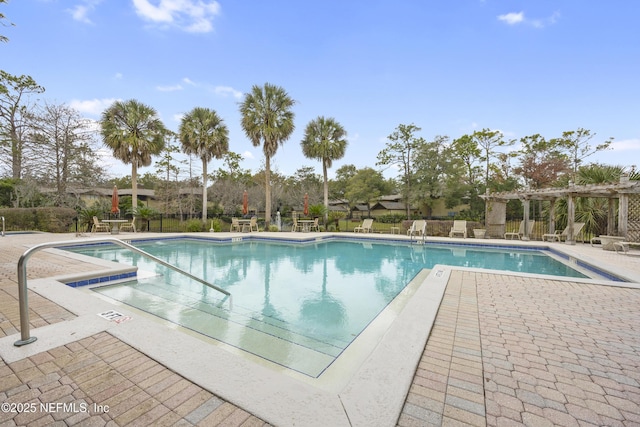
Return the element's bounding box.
[522,198,531,240]
[548,199,556,234]
[607,198,616,236]
[566,194,576,245]
[619,193,629,238]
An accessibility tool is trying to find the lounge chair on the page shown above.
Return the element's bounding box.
[354,218,374,233]
[594,235,627,251]
[504,220,535,240]
[449,220,467,238]
[91,216,110,233]
[542,222,585,242]
[613,241,640,257]
[407,220,427,237]
[120,217,137,233]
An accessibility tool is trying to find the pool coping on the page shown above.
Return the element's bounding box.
[3,232,639,426]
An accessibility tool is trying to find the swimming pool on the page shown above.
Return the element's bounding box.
[65,237,590,377]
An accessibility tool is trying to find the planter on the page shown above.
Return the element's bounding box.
[473,229,486,239]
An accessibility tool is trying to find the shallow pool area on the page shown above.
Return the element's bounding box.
[62,237,599,377]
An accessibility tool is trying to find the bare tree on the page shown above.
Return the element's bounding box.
[0,71,45,178]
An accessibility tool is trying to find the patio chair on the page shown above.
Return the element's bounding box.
[91,216,110,233]
[504,220,535,240]
[120,217,137,233]
[243,216,259,232]
[407,220,427,237]
[542,222,585,242]
[354,218,374,233]
[449,220,467,238]
[292,216,302,232]
[230,217,241,232]
[309,218,320,232]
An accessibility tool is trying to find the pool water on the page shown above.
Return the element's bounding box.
[68,239,587,376]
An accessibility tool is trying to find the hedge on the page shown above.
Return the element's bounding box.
[0,207,77,233]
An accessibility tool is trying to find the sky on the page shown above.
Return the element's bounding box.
[2,0,639,181]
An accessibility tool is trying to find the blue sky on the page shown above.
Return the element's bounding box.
[3,0,639,180]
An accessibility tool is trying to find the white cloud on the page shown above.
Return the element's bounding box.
[132,0,221,33]
[611,138,640,151]
[69,98,118,116]
[114,72,124,79]
[498,10,560,28]
[69,5,92,23]
[497,11,524,25]
[68,0,103,24]
[156,84,183,92]
[242,150,254,160]
[214,86,243,99]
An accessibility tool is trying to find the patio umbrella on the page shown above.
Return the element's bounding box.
[242,190,248,215]
[303,193,309,216]
[111,185,120,216]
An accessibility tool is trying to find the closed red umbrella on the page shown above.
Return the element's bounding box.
[303,193,309,216]
[242,190,248,215]
[111,186,120,215]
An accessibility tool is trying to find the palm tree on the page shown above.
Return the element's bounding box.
[179,107,229,222]
[239,83,295,229]
[301,116,347,223]
[100,100,167,210]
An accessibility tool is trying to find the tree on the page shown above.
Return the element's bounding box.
[154,143,184,214]
[0,70,45,178]
[471,128,515,192]
[553,128,613,179]
[345,167,391,217]
[329,164,357,200]
[25,101,104,206]
[239,83,295,228]
[514,134,570,189]
[450,134,484,219]
[301,116,347,222]
[1,0,14,43]
[100,99,167,210]
[412,135,451,217]
[179,107,229,222]
[377,123,425,219]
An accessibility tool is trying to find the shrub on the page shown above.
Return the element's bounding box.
[185,219,206,232]
[0,207,77,232]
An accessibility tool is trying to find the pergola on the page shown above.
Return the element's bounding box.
[480,175,640,244]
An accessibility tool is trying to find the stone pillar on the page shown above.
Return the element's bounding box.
[486,199,506,238]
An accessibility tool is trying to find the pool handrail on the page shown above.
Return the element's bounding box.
[15,237,231,347]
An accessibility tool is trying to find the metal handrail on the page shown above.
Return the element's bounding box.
[15,237,231,346]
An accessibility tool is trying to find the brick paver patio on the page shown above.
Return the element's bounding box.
[2,233,639,426]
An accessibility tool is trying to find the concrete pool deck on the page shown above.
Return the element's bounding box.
[1,232,639,426]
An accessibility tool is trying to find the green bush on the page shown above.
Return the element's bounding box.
[268,225,279,232]
[185,219,206,232]
[0,207,77,232]
[377,213,405,224]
